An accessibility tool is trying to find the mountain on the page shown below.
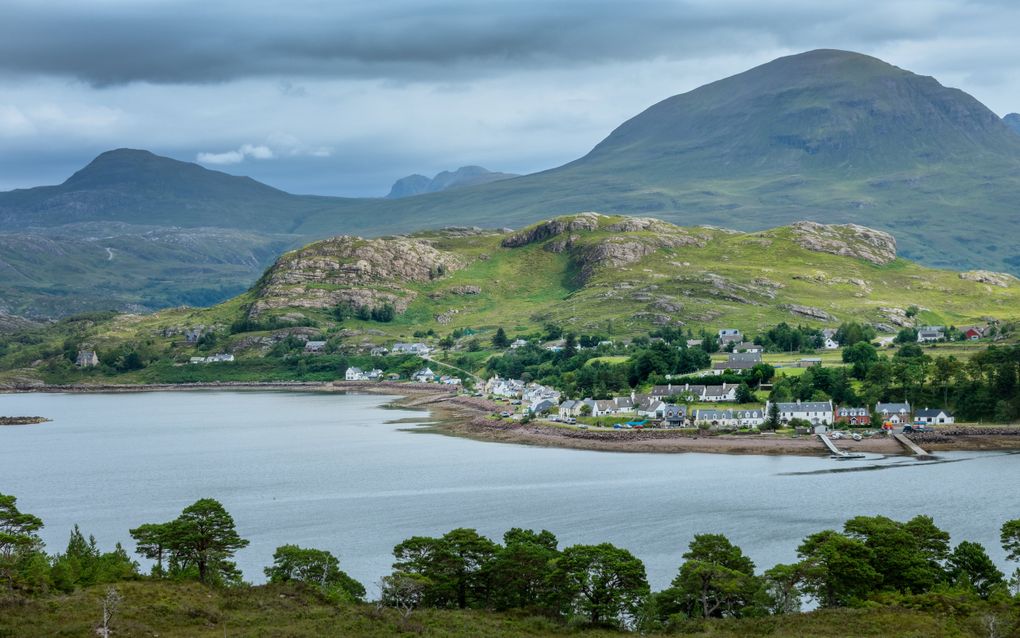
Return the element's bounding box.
[386,166,519,198]
[4,214,1018,383]
[1006,113,1020,135]
[3,49,1020,318]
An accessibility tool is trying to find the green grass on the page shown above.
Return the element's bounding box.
[0,581,1012,637]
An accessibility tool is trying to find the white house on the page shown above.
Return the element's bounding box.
[345,366,367,381]
[392,342,432,356]
[766,400,834,426]
[914,408,954,425]
[510,339,530,349]
[694,408,765,430]
[412,367,436,383]
[440,375,463,386]
[205,353,234,363]
[485,376,526,398]
[917,327,945,343]
[366,369,384,380]
[75,350,100,368]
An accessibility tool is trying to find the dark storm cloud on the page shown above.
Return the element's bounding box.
[0,0,990,86]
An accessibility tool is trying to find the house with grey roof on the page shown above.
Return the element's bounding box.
[694,408,765,430]
[718,329,743,345]
[712,352,762,375]
[876,402,911,424]
[664,404,688,427]
[917,327,945,343]
[914,408,954,425]
[765,399,834,425]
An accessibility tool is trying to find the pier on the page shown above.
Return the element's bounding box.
[892,433,935,460]
[817,433,865,459]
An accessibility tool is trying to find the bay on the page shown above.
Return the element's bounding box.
[1,390,1018,591]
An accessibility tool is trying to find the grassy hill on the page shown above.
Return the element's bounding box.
[3,213,1017,384]
[4,50,1020,318]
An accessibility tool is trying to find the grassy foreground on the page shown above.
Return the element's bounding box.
[0,581,1014,638]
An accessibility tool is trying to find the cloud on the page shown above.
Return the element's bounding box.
[1,0,1016,88]
[196,143,274,165]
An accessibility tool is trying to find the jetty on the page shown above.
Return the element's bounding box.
[892,433,935,460]
[817,433,865,459]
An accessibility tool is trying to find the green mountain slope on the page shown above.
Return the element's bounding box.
[8,214,1015,380]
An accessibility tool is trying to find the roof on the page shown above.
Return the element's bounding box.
[915,408,952,418]
[876,402,910,412]
[774,401,832,412]
[713,360,758,370]
[703,384,736,397]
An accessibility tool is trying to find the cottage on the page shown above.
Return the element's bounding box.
[304,340,327,353]
[412,367,436,383]
[205,353,234,363]
[510,339,529,349]
[528,398,556,414]
[366,369,384,380]
[558,400,581,417]
[189,356,206,364]
[663,404,687,427]
[734,342,762,354]
[797,357,822,368]
[370,346,390,357]
[439,375,463,386]
[917,327,945,343]
[915,408,955,425]
[345,366,367,381]
[712,352,762,375]
[694,408,765,430]
[834,406,871,426]
[718,329,743,346]
[876,402,911,424]
[75,350,100,368]
[702,383,739,402]
[686,339,704,348]
[962,326,986,341]
[635,395,667,418]
[392,342,431,356]
[766,399,834,426]
[822,329,840,350]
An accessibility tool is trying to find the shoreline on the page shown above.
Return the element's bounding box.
[5,381,1020,457]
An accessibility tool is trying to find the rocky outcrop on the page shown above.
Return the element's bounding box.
[250,235,463,317]
[960,270,1016,288]
[781,304,837,322]
[789,221,897,265]
[501,213,602,248]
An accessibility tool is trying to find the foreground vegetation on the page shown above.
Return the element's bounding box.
[3,493,1020,636]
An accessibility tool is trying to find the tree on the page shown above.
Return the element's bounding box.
[663,534,759,619]
[0,493,45,590]
[765,402,781,430]
[392,528,498,609]
[381,572,430,623]
[550,543,649,627]
[842,342,879,378]
[489,528,559,612]
[265,544,365,601]
[843,515,948,594]
[1001,519,1020,563]
[947,541,1005,599]
[129,523,172,577]
[735,382,755,404]
[492,327,510,349]
[98,586,123,638]
[132,499,249,584]
[796,530,880,607]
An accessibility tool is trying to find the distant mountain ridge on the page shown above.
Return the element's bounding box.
[386,166,519,198]
[2,49,1020,317]
[1006,113,1020,135]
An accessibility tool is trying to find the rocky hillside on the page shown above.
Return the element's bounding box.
[1006,113,1020,135]
[235,213,1018,339]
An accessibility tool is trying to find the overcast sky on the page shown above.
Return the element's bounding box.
[1,0,1018,196]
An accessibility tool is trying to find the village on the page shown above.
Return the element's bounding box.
[330,326,973,435]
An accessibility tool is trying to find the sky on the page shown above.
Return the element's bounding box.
[1,0,1019,197]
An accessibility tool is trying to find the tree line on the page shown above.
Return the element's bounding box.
[3,492,1019,631]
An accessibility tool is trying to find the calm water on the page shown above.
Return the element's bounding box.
[1,391,1018,591]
